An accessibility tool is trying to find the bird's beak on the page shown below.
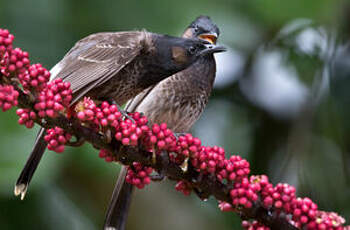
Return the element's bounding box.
[198,33,218,45]
[200,43,226,55]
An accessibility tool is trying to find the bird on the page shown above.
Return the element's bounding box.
[14,29,226,200]
[103,16,221,230]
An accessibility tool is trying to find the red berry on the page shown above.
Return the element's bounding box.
[175,180,192,196]
[34,78,72,118]
[125,163,153,189]
[230,177,258,209]
[290,197,318,227]
[16,108,37,128]
[242,220,270,230]
[19,63,50,92]
[0,84,19,111]
[44,127,71,153]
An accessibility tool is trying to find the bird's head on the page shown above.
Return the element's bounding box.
[183,15,220,45]
[153,35,226,73]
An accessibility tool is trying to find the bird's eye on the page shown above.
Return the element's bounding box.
[188,46,196,54]
[194,26,199,32]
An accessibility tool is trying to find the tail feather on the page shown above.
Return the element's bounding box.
[103,95,145,230]
[104,166,134,230]
[15,128,47,200]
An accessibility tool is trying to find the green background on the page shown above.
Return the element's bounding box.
[0,0,349,229]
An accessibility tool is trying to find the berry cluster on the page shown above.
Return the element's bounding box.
[262,183,296,212]
[34,78,72,118]
[44,127,72,153]
[218,201,235,212]
[309,211,346,230]
[74,97,97,122]
[191,145,225,174]
[142,123,177,152]
[175,180,193,196]
[0,84,19,111]
[19,63,50,93]
[242,220,270,230]
[16,108,36,128]
[291,197,318,228]
[98,149,116,162]
[217,155,250,183]
[230,177,259,209]
[125,162,153,189]
[166,133,202,172]
[174,133,202,158]
[1,47,30,77]
[0,29,14,57]
[249,175,270,190]
[115,112,149,146]
[94,102,121,127]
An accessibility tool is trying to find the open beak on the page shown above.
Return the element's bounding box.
[200,43,226,55]
[198,33,218,45]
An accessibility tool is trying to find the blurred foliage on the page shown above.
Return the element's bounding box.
[0,0,350,229]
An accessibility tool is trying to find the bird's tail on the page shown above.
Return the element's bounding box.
[104,166,135,230]
[14,128,47,200]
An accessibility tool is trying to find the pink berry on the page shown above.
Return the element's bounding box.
[125,163,153,189]
[44,127,71,153]
[242,220,270,230]
[0,85,19,111]
[34,78,72,118]
[175,180,192,196]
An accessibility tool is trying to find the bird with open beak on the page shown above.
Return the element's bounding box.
[104,16,223,230]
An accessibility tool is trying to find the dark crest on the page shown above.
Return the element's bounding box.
[188,16,220,36]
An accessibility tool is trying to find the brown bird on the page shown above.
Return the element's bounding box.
[104,16,221,230]
[14,30,226,199]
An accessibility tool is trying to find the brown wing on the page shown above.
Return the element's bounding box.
[52,31,147,103]
[125,86,156,112]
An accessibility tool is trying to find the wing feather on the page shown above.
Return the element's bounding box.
[125,86,156,112]
[52,31,147,103]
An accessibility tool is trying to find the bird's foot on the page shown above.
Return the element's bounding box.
[107,99,135,123]
[117,105,135,123]
[14,183,28,200]
[173,132,186,140]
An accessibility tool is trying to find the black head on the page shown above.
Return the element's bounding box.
[153,35,226,74]
[183,16,220,44]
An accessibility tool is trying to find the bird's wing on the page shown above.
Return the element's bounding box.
[52,31,147,103]
[124,85,157,112]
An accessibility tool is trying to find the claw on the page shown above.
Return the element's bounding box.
[14,183,28,200]
[107,99,135,123]
[117,105,135,123]
[173,132,186,141]
[107,99,135,124]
